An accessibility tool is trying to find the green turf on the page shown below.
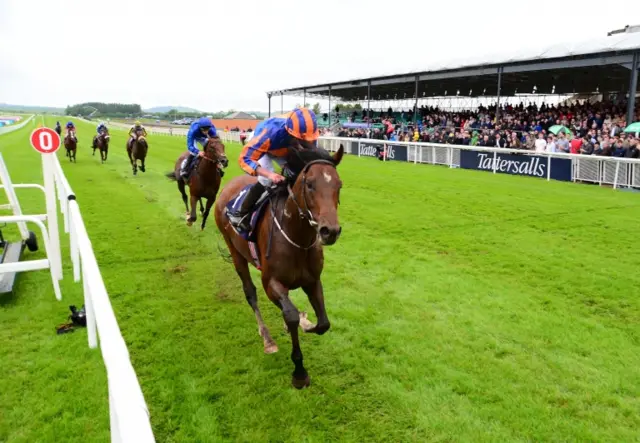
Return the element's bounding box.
[1,117,639,442]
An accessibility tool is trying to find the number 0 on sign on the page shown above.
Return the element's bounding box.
[30,127,61,154]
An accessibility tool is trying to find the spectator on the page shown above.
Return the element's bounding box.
[535,132,547,153]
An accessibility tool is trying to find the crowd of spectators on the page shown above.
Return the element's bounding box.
[319,100,640,158]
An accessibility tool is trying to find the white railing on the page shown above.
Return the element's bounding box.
[51,155,156,442]
[317,136,640,190]
[0,115,35,135]
[0,141,155,442]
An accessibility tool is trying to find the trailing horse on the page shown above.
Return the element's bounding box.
[165,136,229,230]
[94,131,110,163]
[127,135,149,175]
[64,133,77,163]
[214,145,344,389]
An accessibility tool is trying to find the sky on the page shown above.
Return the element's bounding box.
[0,0,636,113]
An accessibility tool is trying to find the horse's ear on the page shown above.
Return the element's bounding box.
[333,144,344,166]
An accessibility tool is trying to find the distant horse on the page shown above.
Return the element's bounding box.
[94,131,110,163]
[214,145,344,389]
[127,135,149,175]
[64,133,77,163]
[165,136,229,230]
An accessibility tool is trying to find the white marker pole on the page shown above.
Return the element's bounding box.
[42,153,62,281]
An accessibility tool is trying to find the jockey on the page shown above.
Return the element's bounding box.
[97,121,108,135]
[128,121,147,147]
[93,122,109,149]
[227,107,319,231]
[181,117,218,179]
[54,121,61,135]
[65,121,77,142]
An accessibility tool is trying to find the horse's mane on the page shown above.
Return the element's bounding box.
[284,147,335,182]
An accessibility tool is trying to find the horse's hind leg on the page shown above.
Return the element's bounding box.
[186,193,198,226]
[199,198,204,215]
[178,180,189,213]
[200,197,215,231]
[263,276,310,389]
[225,239,277,354]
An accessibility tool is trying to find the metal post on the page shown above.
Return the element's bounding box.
[367,81,371,122]
[303,89,306,107]
[328,86,332,127]
[414,75,419,124]
[281,92,284,114]
[268,94,271,118]
[495,66,503,122]
[626,52,639,126]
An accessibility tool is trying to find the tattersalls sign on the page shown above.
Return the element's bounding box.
[460,150,572,182]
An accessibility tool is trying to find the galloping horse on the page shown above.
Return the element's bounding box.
[64,133,77,163]
[94,131,110,163]
[127,134,149,175]
[165,136,229,230]
[214,145,344,389]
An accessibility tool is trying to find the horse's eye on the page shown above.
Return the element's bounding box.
[306,181,314,190]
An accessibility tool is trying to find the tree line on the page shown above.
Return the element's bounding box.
[66,102,142,118]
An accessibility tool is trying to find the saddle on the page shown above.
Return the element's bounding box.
[225,184,272,242]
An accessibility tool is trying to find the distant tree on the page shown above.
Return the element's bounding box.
[312,102,321,115]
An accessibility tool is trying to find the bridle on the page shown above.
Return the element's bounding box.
[201,137,227,167]
[272,159,337,250]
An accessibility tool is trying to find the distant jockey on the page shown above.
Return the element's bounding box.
[93,122,109,149]
[65,121,77,142]
[128,120,147,149]
[54,121,62,136]
[181,117,218,180]
[227,107,319,232]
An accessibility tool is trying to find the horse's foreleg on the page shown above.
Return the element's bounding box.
[300,280,330,335]
[227,239,277,354]
[186,193,198,226]
[140,157,145,173]
[178,180,189,213]
[264,276,310,389]
[199,198,204,215]
[200,198,215,231]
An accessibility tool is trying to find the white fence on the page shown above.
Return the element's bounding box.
[0,115,35,136]
[0,143,155,442]
[317,136,640,190]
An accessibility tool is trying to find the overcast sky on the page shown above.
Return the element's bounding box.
[0,0,635,112]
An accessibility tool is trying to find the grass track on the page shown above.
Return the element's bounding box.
[0,117,639,442]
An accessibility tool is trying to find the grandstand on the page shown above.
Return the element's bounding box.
[266,33,640,134]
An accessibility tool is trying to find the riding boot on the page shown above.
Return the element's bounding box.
[180,154,195,180]
[229,182,266,231]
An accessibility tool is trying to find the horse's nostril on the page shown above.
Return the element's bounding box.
[319,227,330,238]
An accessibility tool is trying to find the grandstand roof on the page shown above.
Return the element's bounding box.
[268,33,640,100]
[224,111,258,120]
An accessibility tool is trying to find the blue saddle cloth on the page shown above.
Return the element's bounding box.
[225,184,270,242]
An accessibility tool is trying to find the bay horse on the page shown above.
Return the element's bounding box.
[213,145,344,389]
[94,131,110,163]
[165,136,229,230]
[64,133,77,163]
[127,135,148,175]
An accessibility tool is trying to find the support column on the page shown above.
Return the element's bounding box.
[414,75,419,124]
[267,93,271,117]
[627,52,639,126]
[328,86,332,127]
[303,89,307,107]
[367,81,371,122]
[281,92,284,114]
[495,66,503,123]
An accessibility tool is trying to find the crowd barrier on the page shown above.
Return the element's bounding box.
[317,136,640,189]
[0,129,155,442]
[0,115,35,136]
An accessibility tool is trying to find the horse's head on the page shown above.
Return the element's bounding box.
[286,145,344,245]
[204,136,229,168]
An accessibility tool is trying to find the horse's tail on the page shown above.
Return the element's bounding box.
[165,171,177,181]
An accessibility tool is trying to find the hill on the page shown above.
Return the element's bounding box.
[0,103,64,113]
[143,106,202,113]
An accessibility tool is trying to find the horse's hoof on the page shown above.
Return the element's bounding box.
[264,343,278,354]
[292,375,311,390]
[186,221,193,227]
